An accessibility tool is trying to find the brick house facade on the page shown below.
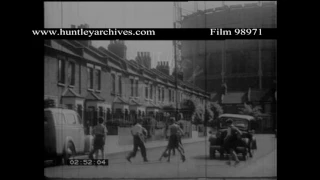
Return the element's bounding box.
[44,39,209,129]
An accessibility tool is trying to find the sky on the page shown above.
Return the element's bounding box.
[44,1,267,69]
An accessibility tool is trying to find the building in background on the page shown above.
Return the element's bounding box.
[181,2,276,92]
[44,24,210,135]
[179,2,277,131]
[180,3,276,106]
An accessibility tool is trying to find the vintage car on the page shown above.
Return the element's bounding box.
[44,108,94,165]
[209,114,257,160]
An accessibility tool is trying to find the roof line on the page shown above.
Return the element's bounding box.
[48,40,209,96]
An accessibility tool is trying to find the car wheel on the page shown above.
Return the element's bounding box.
[62,142,75,165]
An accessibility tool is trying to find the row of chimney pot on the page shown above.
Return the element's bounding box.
[157,61,169,66]
[137,52,151,57]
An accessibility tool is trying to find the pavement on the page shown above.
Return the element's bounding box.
[44,134,276,179]
[71,131,206,159]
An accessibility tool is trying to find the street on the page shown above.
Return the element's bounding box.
[44,134,276,179]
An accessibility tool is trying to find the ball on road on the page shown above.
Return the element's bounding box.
[163,151,169,157]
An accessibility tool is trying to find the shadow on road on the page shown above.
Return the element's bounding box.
[192,154,250,162]
[191,155,210,160]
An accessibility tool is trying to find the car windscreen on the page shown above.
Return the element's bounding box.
[219,117,249,130]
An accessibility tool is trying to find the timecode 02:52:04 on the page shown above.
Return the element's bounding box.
[67,159,109,166]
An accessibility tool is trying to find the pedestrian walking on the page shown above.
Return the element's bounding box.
[85,120,90,135]
[220,82,227,103]
[150,115,157,136]
[126,118,149,163]
[223,119,242,166]
[159,117,185,162]
[175,121,185,154]
[171,120,185,155]
[164,120,169,139]
[89,117,107,159]
[142,118,151,138]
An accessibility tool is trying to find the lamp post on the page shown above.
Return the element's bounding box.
[204,1,208,131]
[204,1,208,177]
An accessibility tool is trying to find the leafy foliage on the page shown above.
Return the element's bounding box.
[193,112,203,125]
[183,99,196,115]
[207,102,224,127]
[239,103,263,120]
[210,102,224,119]
[192,101,223,126]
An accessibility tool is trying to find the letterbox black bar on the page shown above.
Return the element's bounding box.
[34,28,277,40]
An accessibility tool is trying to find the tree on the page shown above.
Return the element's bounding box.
[182,99,196,115]
[193,111,202,125]
[211,102,223,119]
[193,102,210,125]
[239,103,263,120]
[180,99,197,124]
[205,103,214,120]
[207,102,223,128]
[172,67,184,81]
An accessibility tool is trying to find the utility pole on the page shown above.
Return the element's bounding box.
[204,1,208,128]
[173,2,182,122]
[258,1,263,89]
[258,40,262,89]
[222,42,225,83]
[194,1,198,88]
[221,2,226,84]
[174,33,178,123]
[194,1,198,12]
[204,1,208,178]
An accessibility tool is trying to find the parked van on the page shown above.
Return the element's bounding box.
[44,108,93,165]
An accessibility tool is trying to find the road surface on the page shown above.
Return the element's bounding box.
[44,134,277,179]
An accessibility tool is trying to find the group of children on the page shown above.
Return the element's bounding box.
[125,117,244,166]
[126,117,186,163]
[158,117,186,162]
[88,116,186,163]
[88,116,241,167]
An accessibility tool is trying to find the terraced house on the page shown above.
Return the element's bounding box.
[44,27,209,134]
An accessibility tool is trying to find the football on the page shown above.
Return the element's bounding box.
[163,151,169,157]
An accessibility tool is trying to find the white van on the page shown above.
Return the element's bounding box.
[44,108,93,164]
